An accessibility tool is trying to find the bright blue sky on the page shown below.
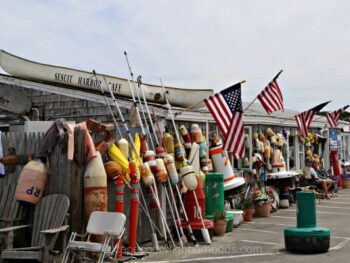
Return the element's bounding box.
[1,0,349,111]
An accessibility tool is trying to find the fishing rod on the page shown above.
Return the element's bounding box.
[124,51,155,151]
[123,54,183,247]
[96,72,175,250]
[123,53,177,246]
[91,70,122,138]
[137,75,189,246]
[160,79,211,245]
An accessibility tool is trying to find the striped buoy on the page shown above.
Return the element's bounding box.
[180,165,198,191]
[144,150,157,173]
[179,125,192,153]
[164,154,179,185]
[174,143,186,162]
[117,138,129,159]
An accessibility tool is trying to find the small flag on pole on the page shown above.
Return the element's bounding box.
[257,79,284,114]
[327,105,349,128]
[295,101,330,138]
[204,83,245,158]
[257,71,284,114]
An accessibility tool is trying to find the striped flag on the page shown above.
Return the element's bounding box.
[327,105,349,128]
[295,101,330,138]
[204,83,245,158]
[257,78,284,114]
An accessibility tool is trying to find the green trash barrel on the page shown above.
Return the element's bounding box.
[296,192,316,228]
[204,173,224,217]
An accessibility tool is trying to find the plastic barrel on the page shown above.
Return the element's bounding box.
[204,173,224,217]
[296,192,316,228]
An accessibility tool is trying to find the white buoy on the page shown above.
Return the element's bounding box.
[179,165,198,191]
[164,154,179,185]
[117,138,129,159]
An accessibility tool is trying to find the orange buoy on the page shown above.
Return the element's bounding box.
[0,154,33,166]
[104,161,122,182]
[15,158,47,205]
[156,145,166,158]
[140,162,155,187]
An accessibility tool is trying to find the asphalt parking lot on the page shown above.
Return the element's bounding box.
[141,189,350,263]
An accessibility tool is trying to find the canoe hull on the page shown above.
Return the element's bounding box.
[0,50,213,108]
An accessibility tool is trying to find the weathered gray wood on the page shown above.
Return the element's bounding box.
[1,194,70,262]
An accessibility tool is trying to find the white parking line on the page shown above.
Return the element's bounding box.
[317,205,350,210]
[238,228,279,234]
[269,215,295,219]
[319,201,349,204]
[278,209,350,216]
[329,239,350,250]
[239,240,280,246]
[246,222,292,227]
[142,253,276,263]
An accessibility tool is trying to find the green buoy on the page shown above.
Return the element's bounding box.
[284,192,330,253]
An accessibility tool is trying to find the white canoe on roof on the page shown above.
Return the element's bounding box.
[0,50,213,108]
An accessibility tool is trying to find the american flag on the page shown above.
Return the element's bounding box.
[327,105,349,128]
[204,83,244,158]
[295,101,330,138]
[257,79,284,114]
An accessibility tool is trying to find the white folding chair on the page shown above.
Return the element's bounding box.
[61,211,126,263]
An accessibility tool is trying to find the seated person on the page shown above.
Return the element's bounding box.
[303,157,332,198]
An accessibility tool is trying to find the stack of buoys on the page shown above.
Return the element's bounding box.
[15,157,47,205]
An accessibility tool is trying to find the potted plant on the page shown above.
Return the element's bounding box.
[242,198,255,222]
[253,190,273,217]
[212,211,227,236]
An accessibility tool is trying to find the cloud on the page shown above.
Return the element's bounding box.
[0,0,349,111]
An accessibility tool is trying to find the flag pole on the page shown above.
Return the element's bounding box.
[243,69,283,113]
[175,80,246,117]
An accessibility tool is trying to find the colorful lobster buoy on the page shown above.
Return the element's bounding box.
[83,152,108,224]
[144,150,157,173]
[190,124,203,144]
[164,133,175,154]
[104,161,122,182]
[180,165,198,191]
[155,158,169,183]
[164,154,179,185]
[156,145,166,159]
[179,125,192,155]
[140,162,155,187]
[15,157,47,205]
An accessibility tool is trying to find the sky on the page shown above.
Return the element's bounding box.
[0,0,349,111]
